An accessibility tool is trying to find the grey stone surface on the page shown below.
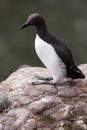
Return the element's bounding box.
[57,88,77,98]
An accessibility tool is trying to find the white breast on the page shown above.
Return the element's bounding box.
[35,34,66,84]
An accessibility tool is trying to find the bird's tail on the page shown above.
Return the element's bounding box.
[67,65,85,79]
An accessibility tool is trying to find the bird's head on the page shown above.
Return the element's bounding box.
[20,13,45,29]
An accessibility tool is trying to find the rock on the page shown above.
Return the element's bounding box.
[0,124,3,130]
[24,119,37,130]
[0,64,86,130]
[75,120,87,130]
[28,96,61,115]
[51,105,72,121]
[57,88,77,98]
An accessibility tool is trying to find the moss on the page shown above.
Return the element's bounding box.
[63,123,72,130]
[37,112,55,125]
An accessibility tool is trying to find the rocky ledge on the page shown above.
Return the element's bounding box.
[0,64,87,130]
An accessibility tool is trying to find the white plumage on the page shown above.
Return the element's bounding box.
[35,34,66,84]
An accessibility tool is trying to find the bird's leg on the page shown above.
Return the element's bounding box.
[32,81,54,86]
[32,76,75,87]
[31,75,53,86]
[35,75,53,81]
[32,79,73,87]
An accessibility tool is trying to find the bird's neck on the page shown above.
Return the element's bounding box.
[35,22,48,38]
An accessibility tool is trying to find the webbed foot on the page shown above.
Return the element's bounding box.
[32,81,54,86]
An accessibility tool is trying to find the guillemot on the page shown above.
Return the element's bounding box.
[21,13,85,86]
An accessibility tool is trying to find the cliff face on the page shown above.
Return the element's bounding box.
[0,64,87,130]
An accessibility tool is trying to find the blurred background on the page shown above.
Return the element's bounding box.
[0,0,87,81]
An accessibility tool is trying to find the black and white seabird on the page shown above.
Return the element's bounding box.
[21,13,85,86]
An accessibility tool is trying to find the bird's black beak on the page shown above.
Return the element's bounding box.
[20,21,29,30]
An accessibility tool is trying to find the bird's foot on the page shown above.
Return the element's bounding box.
[32,81,54,86]
[35,75,53,81]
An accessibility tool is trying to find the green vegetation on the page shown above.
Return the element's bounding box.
[38,112,55,125]
[63,123,72,130]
